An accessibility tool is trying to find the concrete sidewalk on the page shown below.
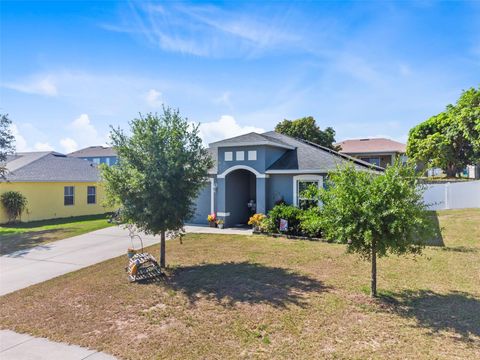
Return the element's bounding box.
[0,330,116,359]
[0,224,251,359]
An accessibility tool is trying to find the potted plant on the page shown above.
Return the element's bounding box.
[216,219,224,229]
[207,213,217,227]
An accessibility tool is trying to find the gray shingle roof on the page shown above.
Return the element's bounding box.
[209,132,294,150]
[5,152,53,172]
[69,146,117,157]
[2,152,100,182]
[263,132,383,172]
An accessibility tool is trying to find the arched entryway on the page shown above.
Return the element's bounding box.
[225,169,257,226]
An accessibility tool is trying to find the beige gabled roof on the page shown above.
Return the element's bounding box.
[336,138,406,154]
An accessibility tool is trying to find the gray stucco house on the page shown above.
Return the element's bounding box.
[190,131,381,227]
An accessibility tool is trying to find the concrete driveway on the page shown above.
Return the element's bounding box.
[0,224,251,296]
[0,224,252,359]
[0,226,161,296]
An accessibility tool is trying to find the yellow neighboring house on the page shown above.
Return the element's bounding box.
[0,151,110,223]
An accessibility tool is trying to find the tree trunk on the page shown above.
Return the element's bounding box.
[371,238,377,298]
[160,230,166,268]
[445,164,457,178]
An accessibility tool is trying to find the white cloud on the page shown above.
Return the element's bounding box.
[198,115,264,145]
[69,114,107,146]
[71,114,97,137]
[10,124,29,152]
[4,70,206,119]
[52,114,108,153]
[60,138,78,153]
[3,76,58,96]
[146,89,163,107]
[34,142,54,151]
[8,124,56,152]
[104,2,301,58]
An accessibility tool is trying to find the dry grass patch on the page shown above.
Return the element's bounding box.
[0,210,479,359]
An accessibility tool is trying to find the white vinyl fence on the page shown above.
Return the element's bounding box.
[423,180,480,210]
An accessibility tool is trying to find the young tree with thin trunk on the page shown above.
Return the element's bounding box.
[318,161,435,297]
[102,108,213,268]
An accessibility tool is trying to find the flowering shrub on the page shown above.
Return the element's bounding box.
[248,213,266,228]
[207,213,216,222]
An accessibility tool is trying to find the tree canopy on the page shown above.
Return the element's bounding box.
[275,116,338,149]
[451,87,480,156]
[317,162,435,297]
[102,108,213,267]
[407,86,480,177]
[0,114,15,179]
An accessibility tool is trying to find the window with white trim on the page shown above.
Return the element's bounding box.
[87,186,96,204]
[248,150,257,161]
[236,151,244,161]
[64,186,75,206]
[224,151,233,161]
[293,175,322,209]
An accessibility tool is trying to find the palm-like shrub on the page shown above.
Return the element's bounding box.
[1,191,27,223]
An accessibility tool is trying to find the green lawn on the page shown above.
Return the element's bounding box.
[0,209,478,359]
[0,214,114,255]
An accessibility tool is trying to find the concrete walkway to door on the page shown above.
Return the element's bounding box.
[0,224,252,360]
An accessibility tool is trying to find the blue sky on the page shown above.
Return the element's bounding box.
[1,0,479,153]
